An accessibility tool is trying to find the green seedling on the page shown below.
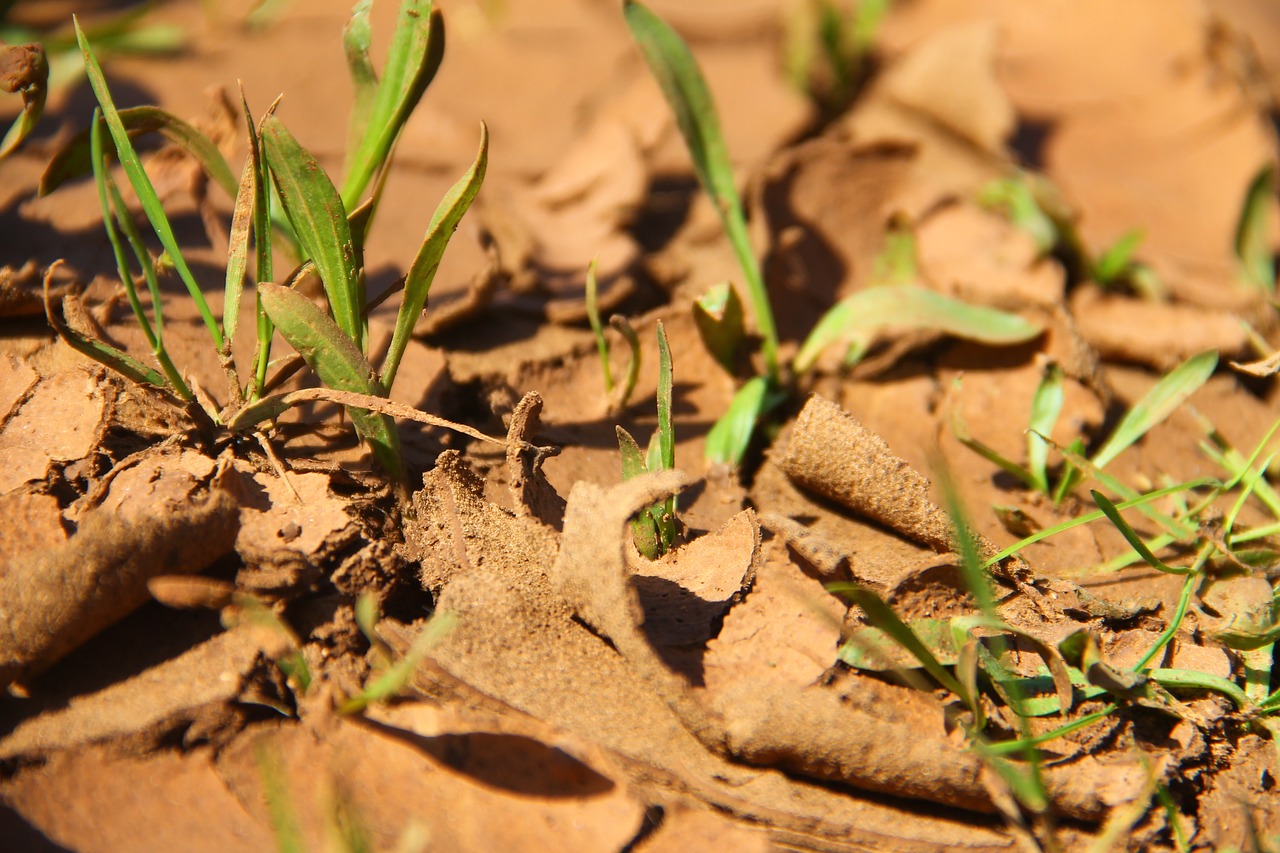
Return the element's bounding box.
[783,0,889,119]
[57,4,490,483]
[626,1,1042,467]
[616,322,679,558]
[955,349,1217,504]
[1235,163,1276,293]
[980,172,1164,297]
[585,258,643,412]
[338,607,456,715]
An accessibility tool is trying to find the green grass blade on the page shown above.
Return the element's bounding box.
[91,113,192,399]
[982,478,1217,568]
[1093,228,1144,285]
[794,286,1043,374]
[610,315,642,409]
[1027,362,1064,493]
[829,583,972,704]
[45,290,168,390]
[338,611,455,714]
[655,321,675,471]
[259,283,401,477]
[381,122,486,389]
[1091,349,1217,470]
[705,375,768,466]
[0,42,47,158]
[617,426,660,559]
[586,258,614,393]
[41,104,238,197]
[1151,667,1250,710]
[949,384,1038,488]
[341,1,444,209]
[343,0,377,166]
[624,0,778,378]
[1090,490,1192,575]
[1235,164,1275,293]
[262,115,364,351]
[76,19,224,350]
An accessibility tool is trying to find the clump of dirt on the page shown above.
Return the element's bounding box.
[4,0,1280,851]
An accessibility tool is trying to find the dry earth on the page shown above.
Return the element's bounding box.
[3,0,1280,850]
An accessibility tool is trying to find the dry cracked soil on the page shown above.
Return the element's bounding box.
[4,0,1280,850]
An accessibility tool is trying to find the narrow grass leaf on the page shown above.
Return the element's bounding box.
[617,426,660,559]
[1150,668,1250,710]
[343,0,377,163]
[341,1,444,208]
[1090,491,1190,574]
[41,104,238,197]
[1027,362,1064,493]
[624,0,778,377]
[949,388,1038,489]
[76,19,223,349]
[830,583,971,704]
[45,289,167,389]
[255,742,306,853]
[259,283,401,476]
[705,375,768,466]
[586,258,614,393]
[655,320,675,471]
[1091,349,1217,470]
[795,286,1042,374]
[1093,228,1143,284]
[982,478,1216,568]
[262,115,364,350]
[0,42,47,158]
[609,315,642,410]
[1235,164,1276,293]
[692,282,745,373]
[382,122,487,388]
[338,611,455,714]
[249,96,278,398]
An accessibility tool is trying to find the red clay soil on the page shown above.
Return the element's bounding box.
[4,0,1280,850]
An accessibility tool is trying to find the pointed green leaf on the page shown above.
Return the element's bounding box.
[341,1,444,209]
[1091,349,1217,470]
[382,122,487,388]
[586,258,614,393]
[75,20,223,349]
[1027,362,1064,494]
[1093,228,1144,285]
[343,0,378,164]
[41,104,238,197]
[1235,164,1275,293]
[705,375,768,466]
[795,286,1042,374]
[262,115,364,350]
[624,0,778,377]
[259,283,401,477]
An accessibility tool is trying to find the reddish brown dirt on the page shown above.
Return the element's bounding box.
[4,0,1280,850]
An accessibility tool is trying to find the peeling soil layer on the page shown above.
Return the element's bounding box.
[5,0,1280,850]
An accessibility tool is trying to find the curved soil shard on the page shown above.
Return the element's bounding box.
[0,450,239,688]
[780,394,957,553]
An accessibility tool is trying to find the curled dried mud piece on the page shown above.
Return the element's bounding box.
[780,395,958,554]
[715,680,1132,822]
[0,475,239,688]
[780,396,1045,603]
[758,512,848,577]
[504,391,565,528]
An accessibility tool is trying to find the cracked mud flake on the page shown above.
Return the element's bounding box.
[0,367,106,493]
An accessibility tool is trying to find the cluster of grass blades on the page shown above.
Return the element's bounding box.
[615,321,680,559]
[953,349,1219,506]
[623,1,1045,467]
[834,440,1280,840]
[782,0,889,122]
[49,1,490,484]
